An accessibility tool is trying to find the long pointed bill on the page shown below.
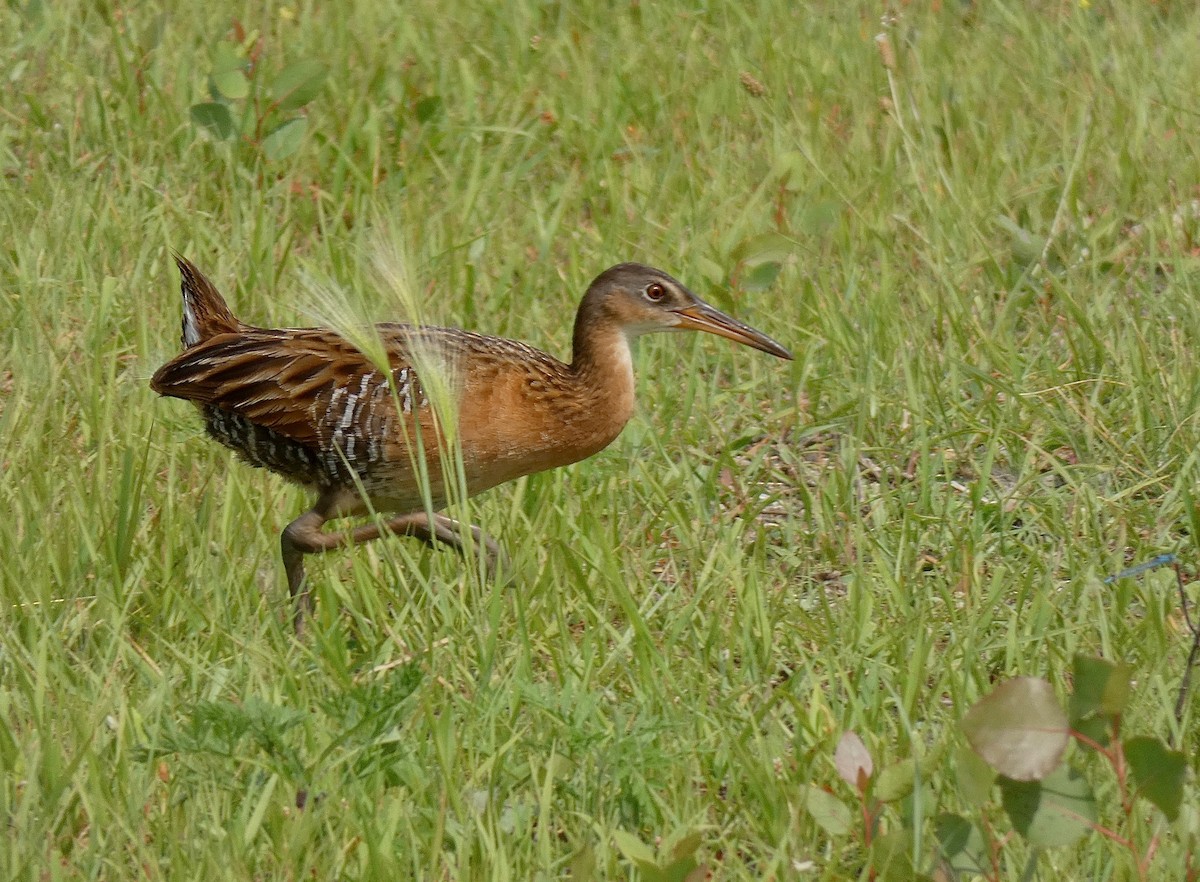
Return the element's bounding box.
[672,301,793,360]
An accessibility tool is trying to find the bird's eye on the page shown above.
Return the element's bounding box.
[644,283,666,302]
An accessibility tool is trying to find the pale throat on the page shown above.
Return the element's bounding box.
[572,324,638,420]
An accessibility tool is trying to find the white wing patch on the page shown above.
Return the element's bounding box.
[182,301,201,347]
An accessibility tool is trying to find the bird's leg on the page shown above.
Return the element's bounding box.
[420,514,503,570]
[281,507,501,635]
[281,509,330,637]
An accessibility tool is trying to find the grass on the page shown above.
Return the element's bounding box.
[2,0,1199,878]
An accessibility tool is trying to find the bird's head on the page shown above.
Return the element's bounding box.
[575,263,793,361]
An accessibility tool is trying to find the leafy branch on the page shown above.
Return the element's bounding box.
[188,21,327,161]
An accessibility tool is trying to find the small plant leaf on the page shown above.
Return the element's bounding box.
[1072,714,1111,751]
[190,102,235,141]
[834,731,873,792]
[242,772,279,846]
[1069,655,1132,723]
[770,149,806,190]
[695,256,725,286]
[999,765,1097,847]
[741,260,782,292]
[1124,736,1187,821]
[962,677,1069,781]
[211,69,249,101]
[612,829,657,866]
[868,828,925,881]
[1100,666,1132,715]
[933,813,988,875]
[211,40,244,75]
[568,845,596,882]
[995,214,1045,264]
[660,852,699,882]
[731,231,794,266]
[802,784,852,836]
[415,94,442,123]
[874,758,916,803]
[954,743,995,807]
[897,781,937,831]
[17,0,46,25]
[270,59,328,112]
[670,831,703,862]
[798,200,840,236]
[139,12,167,54]
[262,117,307,160]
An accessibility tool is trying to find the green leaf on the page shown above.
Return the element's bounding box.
[802,784,852,836]
[933,813,988,875]
[660,852,699,882]
[415,95,442,123]
[731,231,794,267]
[798,200,840,236]
[568,845,596,882]
[1069,655,1132,723]
[139,12,167,54]
[612,829,657,866]
[999,765,1097,847]
[741,261,782,292]
[211,69,249,101]
[695,256,725,286]
[669,831,703,862]
[17,0,46,25]
[834,731,873,792]
[770,149,806,190]
[1072,714,1111,751]
[897,781,936,830]
[954,743,995,807]
[190,102,235,140]
[262,117,307,160]
[242,772,278,846]
[995,214,1045,264]
[270,59,328,112]
[211,40,244,75]
[874,758,916,803]
[962,677,1069,781]
[868,828,926,881]
[1124,736,1187,821]
[1100,667,1132,715]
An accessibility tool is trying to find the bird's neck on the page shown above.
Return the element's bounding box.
[567,319,637,434]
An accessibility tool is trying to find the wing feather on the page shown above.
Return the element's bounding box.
[150,329,413,450]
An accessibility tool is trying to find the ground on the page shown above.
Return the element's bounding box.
[1,1,1198,878]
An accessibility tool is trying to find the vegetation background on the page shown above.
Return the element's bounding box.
[1,0,1197,878]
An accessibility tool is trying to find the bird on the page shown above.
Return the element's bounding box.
[151,255,792,634]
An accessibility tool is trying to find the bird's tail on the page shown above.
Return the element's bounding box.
[173,254,243,348]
